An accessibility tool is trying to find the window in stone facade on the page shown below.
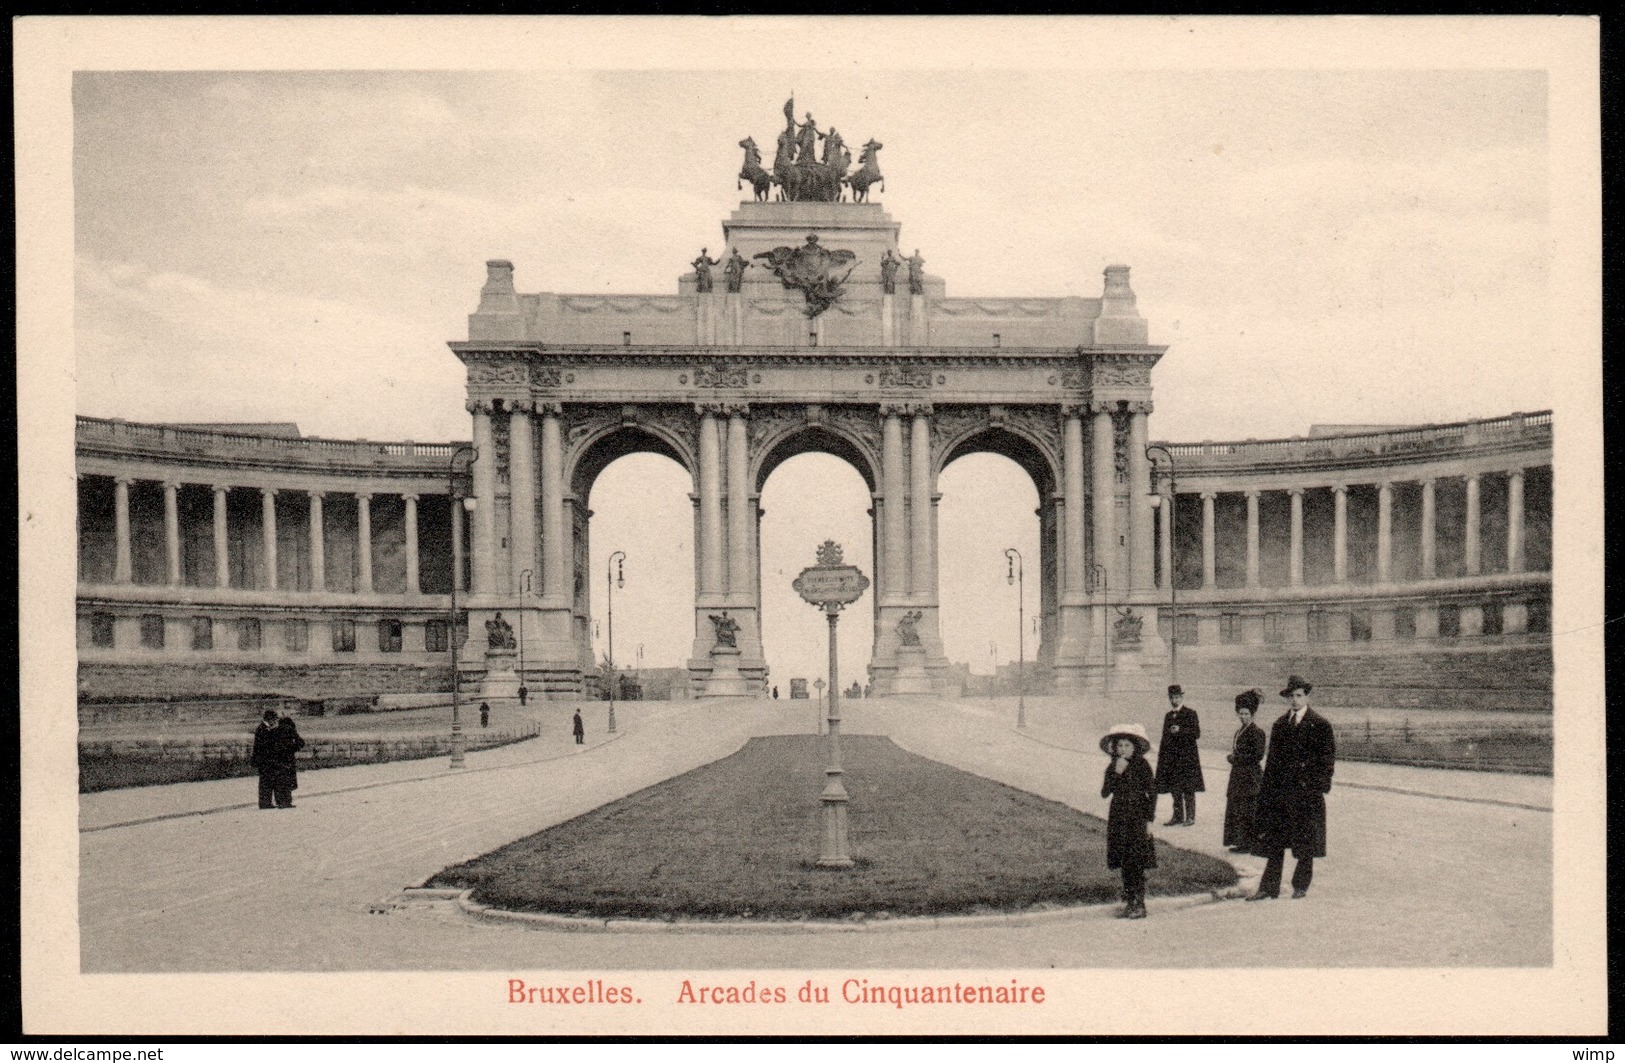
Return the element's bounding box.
[332,618,357,653]
[238,617,262,651]
[1437,603,1461,638]
[1307,609,1329,643]
[378,618,403,653]
[140,614,165,649]
[191,616,213,650]
[1481,601,1504,636]
[1263,612,1284,644]
[88,612,115,647]
[1350,610,1372,642]
[425,618,449,653]
[1393,605,1417,640]
[1526,597,1550,633]
[1220,612,1242,644]
[283,618,309,652]
[1174,614,1199,646]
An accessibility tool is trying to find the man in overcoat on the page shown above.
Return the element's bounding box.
[250,709,281,809]
[1155,685,1204,825]
[1248,675,1336,900]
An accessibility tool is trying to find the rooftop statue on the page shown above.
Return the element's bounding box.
[691,248,720,293]
[747,98,881,203]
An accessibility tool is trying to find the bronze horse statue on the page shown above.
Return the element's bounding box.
[737,137,772,202]
[844,140,884,203]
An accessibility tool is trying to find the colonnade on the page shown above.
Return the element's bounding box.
[84,474,453,596]
[1166,466,1537,591]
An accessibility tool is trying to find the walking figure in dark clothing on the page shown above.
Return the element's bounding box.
[252,710,305,809]
[1100,722,1158,919]
[572,708,585,745]
[1249,675,1336,901]
[1156,684,1205,825]
[1223,689,1268,852]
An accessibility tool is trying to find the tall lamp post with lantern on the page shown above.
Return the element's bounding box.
[447,445,478,769]
[793,540,870,869]
[606,550,625,733]
[1004,547,1026,729]
[1145,444,1178,686]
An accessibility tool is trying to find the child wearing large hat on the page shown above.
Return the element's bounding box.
[1099,722,1158,919]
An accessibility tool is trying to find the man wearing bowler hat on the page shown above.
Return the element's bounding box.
[1155,684,1204,826]
[1248,675,1336,900]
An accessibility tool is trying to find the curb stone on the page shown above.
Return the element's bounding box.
[383,885,1247,935]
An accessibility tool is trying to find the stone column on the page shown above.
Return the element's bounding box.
[1420,478,1437,579]
[1062,408,1086,597]
[1200,492,1216,589]
[356,492,373,593]
[508,405,537,597]
[162,481,181,587]
[1376,481,1393,583]
[1126,403,1155,592]
[1244,488,1261,588]
[540,404,566,604]
[113,476,133,583]
[882,406,907,600]
[260,488,278,591]
[727,406,752,599]
[698,405,723,598]
[1090,405,1115,592]
[212,485,230,588]
[910,407,934,599]
[1507,468,1525,573]
[469,402,497,595]
[309,491,326,592]
[1332,484,1348,583]
[1288,488,1304,587]
[1464,473,1482,576]
[403,493,420,595]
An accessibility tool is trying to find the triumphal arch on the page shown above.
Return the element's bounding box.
[453,101,1167,697]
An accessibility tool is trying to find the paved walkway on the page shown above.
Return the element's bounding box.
[79,695,1551,972]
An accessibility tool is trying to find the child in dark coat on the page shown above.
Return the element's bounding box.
[1100,722,1158,919]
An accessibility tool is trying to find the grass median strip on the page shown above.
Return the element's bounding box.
[427,734,1237,921]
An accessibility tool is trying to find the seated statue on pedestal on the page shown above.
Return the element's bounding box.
[709,611,740,650]
[485,612,516,650]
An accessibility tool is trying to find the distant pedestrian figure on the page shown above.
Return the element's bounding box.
[1100,722,1157,919]
[1156,685,1204,825]
[518,685,529,706]
[271,714,304,809]
[1249,675,1336,901]
[572,708,585,745]
[1223,689,1268,852]
[251,710,281,810]
[479,701,490,728]
[772,686,780,699]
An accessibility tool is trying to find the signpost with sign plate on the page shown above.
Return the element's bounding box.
[793,540,870,869]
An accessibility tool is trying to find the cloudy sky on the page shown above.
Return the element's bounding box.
[65,20,1576,684]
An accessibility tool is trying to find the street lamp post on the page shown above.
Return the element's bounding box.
[1089,563,1109,693]
[517,568,532,706]
[1145,444,1178,686]
[447,445,478,769]
[606,551,625,733]
[1005,548,1026,729]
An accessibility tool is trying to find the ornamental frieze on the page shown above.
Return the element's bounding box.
[469,363,529,386]
[934,299,1057,318]
[560,296,684,315]
[878,366,933,390]
[1092,356,1152,388]
[694,365,751,388]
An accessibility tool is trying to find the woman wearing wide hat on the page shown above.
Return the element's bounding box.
[1222,689,1269,852]
[1100,722,1158,919]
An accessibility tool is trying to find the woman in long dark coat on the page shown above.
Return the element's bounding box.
[1154,685,1205,825]
[1100,722,1158,919]
[1222,689,1268,852]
